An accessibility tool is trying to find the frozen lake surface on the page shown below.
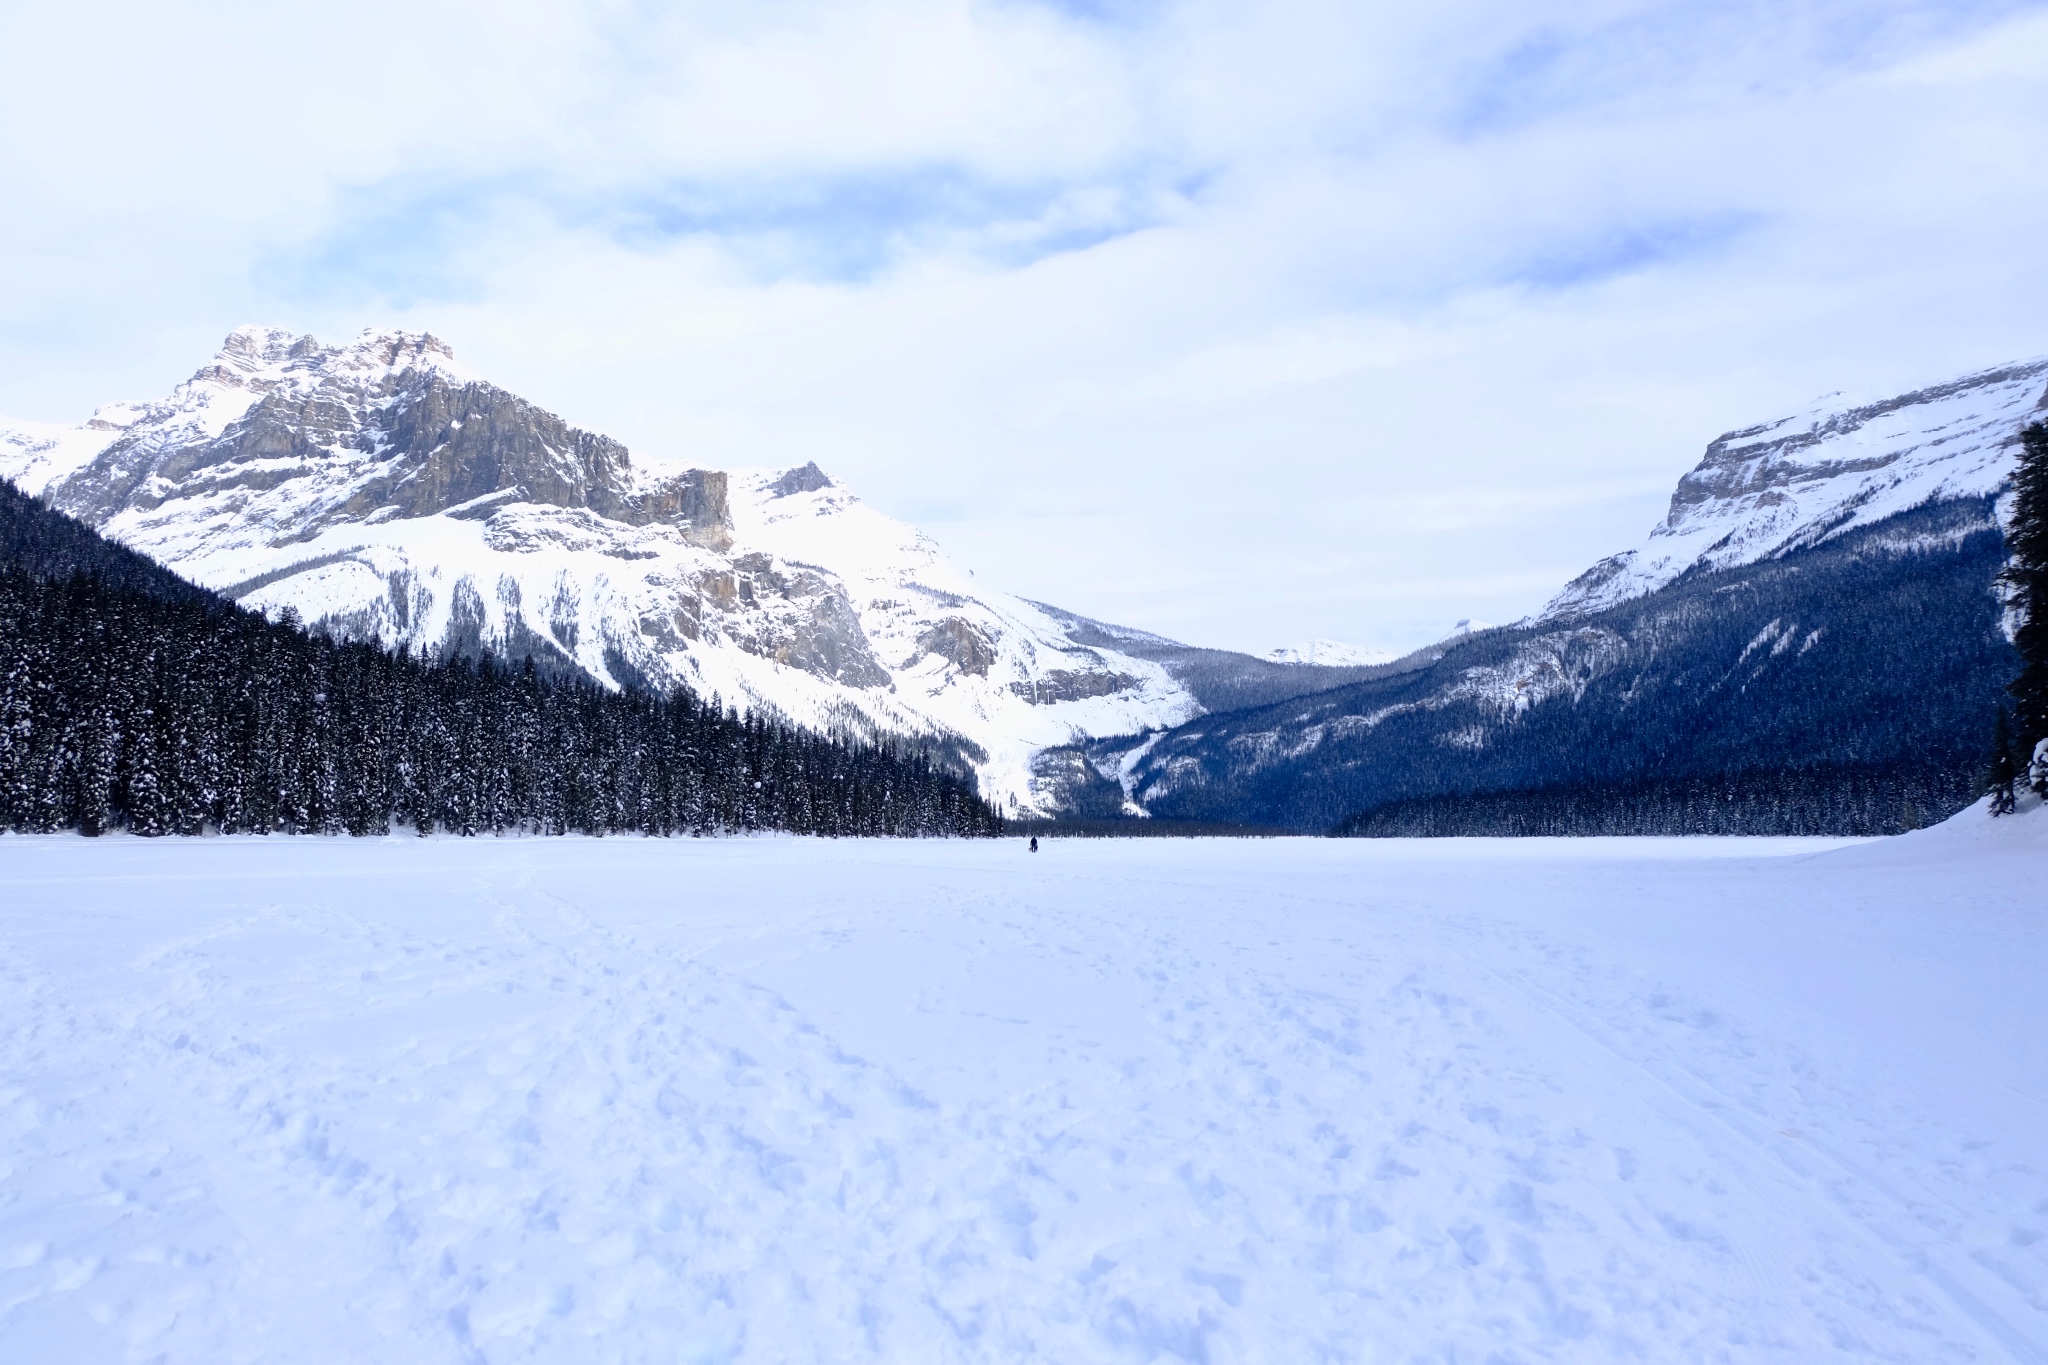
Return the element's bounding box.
[2,815,2045,1363]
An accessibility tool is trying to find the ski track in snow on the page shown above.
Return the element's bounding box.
[2,823,2045,1363]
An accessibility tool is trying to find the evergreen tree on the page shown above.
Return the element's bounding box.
[2006,421,2048,792]
[1987,707,2019,817]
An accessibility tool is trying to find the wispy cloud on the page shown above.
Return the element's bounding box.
[1447,0,2036,136]
[3,0,2047,650]
[264,158,1202,305]
[604,165,1198,279]
[1512,213,1765,290]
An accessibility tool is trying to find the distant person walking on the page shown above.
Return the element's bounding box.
[1029,836,1038,853]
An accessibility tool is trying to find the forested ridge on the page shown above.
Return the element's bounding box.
[1328,501,2014,837]
[0,480,1002,838]
[1061,495,2019,836]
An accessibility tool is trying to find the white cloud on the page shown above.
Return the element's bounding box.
[2,0,2045,652]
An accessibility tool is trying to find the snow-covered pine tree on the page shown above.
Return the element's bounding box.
[1987,707,2019,816]
[2006,421,2048,795]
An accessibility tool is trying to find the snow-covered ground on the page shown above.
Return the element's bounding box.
[3,816,2045,1363]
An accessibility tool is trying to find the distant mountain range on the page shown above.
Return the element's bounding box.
[1264,639,1397,667]
[0,327,1387,816]
[5,330,2037,831]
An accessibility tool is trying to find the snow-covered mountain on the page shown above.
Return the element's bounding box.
[1265,639,1395,667]
[0,326,1295,815]
[1545,358,2048,618]
[1058,355,2044,831]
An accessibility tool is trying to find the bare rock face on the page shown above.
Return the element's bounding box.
[637,470,731,549]
[45,330,734,550]
[913,618,998,676]
[1011,669,1140,703]
[769,462,833,498]
[336,381,635,523]
[698,553,890,688]
[763,588,891,688]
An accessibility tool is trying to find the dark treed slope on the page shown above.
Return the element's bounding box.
[0,474,219,605]
[1059,496,2016,836]
[0,480,1001,838]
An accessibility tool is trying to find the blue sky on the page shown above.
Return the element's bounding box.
[3,0,2046,651]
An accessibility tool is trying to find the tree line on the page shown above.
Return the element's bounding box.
[0,480,1002,838]
[1334,765,1966,838]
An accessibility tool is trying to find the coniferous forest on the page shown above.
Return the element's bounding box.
[0,480,1003,838]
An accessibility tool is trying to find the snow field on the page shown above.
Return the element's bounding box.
[2,818,2045,1363]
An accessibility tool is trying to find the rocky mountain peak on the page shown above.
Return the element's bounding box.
[315,328,468,386]
[770,461,834,498]
[1545,356,2048,620]
[198,326,469,391]
[1662,358,2048,537]
[213,324,303,371]
[21,323,735,554]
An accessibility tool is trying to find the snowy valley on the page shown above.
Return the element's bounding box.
[11,4,2048,1362]
[3,813,2045,1362]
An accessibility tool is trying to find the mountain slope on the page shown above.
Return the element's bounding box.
[1067,362,2044,833]
[0,327,1356,815]
[0,477,219,607]
[1547,357,2047,617]
[0,483,999,839]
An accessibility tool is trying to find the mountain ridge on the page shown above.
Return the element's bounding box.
[1075,495,2015,833]
[1045,356,2045,832]
[1542,356,2048,619]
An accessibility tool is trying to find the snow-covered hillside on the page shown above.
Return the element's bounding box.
[1264,638,1394,666]
[0,328,1232,814]
[3,818,2045,1362]
[1079,356,2045,830]
[1546,357,2048,617]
